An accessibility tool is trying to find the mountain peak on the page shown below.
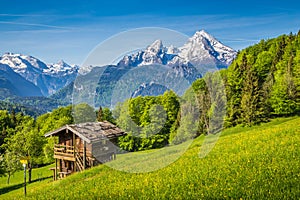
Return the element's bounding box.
[178,30,237,67]
[45,59,78,76]
[117,30,236,69]
[146,40,164,54]
[191,30,216,44]
[0,52,48,71]
[195,29,212,37]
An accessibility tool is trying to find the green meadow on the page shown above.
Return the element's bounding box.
[1,116,299,199]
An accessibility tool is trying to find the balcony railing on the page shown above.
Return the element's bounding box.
[54,144,75,161]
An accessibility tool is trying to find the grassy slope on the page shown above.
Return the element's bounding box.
[0,164,53,196]
[1,117,300,199]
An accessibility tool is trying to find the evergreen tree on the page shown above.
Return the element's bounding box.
[270,37,298,116]
[260,63,276,118]
[102,108,116,124]
[226,62,243,126]
[241,68,261,126]
[0,111,11,154]
[10,109,17,127]
[192,78,211,134]
[97,106,103,122]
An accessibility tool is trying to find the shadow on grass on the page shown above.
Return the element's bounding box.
[0,176,52,195]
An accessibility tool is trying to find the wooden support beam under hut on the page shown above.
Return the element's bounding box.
[44,121,126,180]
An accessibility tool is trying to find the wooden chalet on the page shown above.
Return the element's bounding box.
[45,121,125,180]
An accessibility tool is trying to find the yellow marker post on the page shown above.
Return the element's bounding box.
[20,156,30,196]
[20,159,28,165]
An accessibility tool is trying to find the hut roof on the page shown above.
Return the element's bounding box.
[44,121,126,143]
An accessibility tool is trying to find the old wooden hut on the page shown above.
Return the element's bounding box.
[44,121,125,179]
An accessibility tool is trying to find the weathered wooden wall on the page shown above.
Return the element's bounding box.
[92,140,117,163]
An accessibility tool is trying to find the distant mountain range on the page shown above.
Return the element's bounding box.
[0,53,78,97]
[0,30,236,109]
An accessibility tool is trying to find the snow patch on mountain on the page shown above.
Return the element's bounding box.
[45,60,79,76]
[179,30,236,67]
[0,53,47,74]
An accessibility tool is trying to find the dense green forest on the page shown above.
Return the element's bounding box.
[225,31,300,126]
[0,100,42,117]
[0,31,299,183]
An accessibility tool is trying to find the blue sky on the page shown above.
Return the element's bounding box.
[0,0,299,65]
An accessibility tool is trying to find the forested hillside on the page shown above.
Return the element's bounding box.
[0,97,65,117]
[224,31,300,126]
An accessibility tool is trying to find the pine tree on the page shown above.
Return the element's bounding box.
[193,78,211,134]
[286,55,296,100]
[10,109,17,127]
[97,106,103,122]
[273,37,286,64]
[260,63,276,118]
[241,68,261,126]
[226,61,245,127]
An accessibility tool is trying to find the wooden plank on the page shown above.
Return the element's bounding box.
[54,155,76,161]
[83,141,86,169]
[54,152,74,158]
[66,149,74,154]
[59,159,62,176]
[55,159,57,181]
[73,132,76,156]
[54,144,74,148]
[54,147,65,151]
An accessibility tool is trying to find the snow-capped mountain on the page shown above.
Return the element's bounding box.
[66,30,237,108]
[117,30,236,70]
[0,53,78,96]
[0,53,48,73]
[179,30,236,68]
[117,39,183,68]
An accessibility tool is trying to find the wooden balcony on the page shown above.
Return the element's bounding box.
[54,144,76,161]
